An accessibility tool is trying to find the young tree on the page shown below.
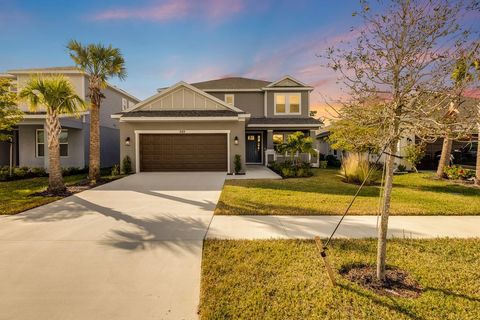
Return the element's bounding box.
[19,76,85,192]
[404,143,426,172]
[67,40,127,183]
[329,102,387,154]
[0,78,23,175]
[327,0,475,281]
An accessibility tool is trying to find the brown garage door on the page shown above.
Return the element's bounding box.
[139,134,228,172]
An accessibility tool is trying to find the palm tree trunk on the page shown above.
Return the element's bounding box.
[377,140,397,282]
[46,111,65,193]
[436,136,452,178]
[88,91,101,182]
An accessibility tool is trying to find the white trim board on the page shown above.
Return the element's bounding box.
[134,129,231,173]
[247,124,320,128]
[120,116,241,122]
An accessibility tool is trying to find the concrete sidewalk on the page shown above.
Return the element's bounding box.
[206,215,480,239]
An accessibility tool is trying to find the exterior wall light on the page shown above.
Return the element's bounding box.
[125,137,131,146]
[234,136,239,145]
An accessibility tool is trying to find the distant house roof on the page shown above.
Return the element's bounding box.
[6,66,84,74]
[190,77,272,90]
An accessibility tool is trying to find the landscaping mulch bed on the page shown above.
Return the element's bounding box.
[339,263,422,298]
[29,178,117,197]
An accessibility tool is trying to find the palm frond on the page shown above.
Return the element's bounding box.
[67,40,127,86]
[19,75,85,116]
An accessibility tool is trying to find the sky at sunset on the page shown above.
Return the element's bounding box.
[1,0,478,121]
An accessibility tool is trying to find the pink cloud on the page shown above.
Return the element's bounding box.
[91,0,247,23]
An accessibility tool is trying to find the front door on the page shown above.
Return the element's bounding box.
[246,133,262,163]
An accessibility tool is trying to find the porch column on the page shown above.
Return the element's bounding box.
[266,130,274,149]
[309,129,320,167]
[265,130,275,166]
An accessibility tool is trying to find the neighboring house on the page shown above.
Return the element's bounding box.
[113,76,322,173]
[0,67,139,170]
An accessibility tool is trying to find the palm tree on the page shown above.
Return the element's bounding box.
[277,131,317,166]
[19,76,85,193]
[67,40,127,183]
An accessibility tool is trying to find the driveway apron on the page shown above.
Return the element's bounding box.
[0,172,226,320]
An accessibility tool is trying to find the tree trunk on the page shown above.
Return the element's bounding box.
[376,141,397,282]
[436,136,452,178]
[476,122,480,186]
[46,111,65,193]
[88,91,101,183]
[9,137,13,177]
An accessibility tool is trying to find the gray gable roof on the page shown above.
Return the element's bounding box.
[191,77,271,90]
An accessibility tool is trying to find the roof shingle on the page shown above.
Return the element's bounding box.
[191,77,271,90]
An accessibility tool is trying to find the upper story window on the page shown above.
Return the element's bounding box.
[128,100,135,108]
[225,94,234,106]
[122,98,128,110]
[274,93,301,115]
[36,129,69,157]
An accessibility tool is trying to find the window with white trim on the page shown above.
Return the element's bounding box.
[122,98,128,110]
[36,129,68,157]
[225,94,234,106]
[274,93,301,115]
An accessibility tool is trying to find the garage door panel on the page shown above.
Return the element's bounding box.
[139,134,228,172]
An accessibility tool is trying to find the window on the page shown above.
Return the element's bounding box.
[122,98,128,110]
[36,129,68,157]
[273,134,284,145]
[225,94,234,106]
[128,100,135,108]
[36,130,45,157]
[274,93,301,115]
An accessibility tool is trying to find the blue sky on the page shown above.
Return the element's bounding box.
[0,0,365,107]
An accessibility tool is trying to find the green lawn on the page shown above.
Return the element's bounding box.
[0,174,121,215]
[200,239,480,320]
[215,169,480,215]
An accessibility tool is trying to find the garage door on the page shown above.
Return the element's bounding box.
[139,134,228,172]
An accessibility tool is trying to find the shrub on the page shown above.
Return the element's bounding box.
[234,154,242,174]
[0,166,48,181]
[397,164,407,172]
[443,165,475,180]
[326,155,341,168]
[30,167,47,176]
[62,167,86,176]
[404,144,425,172]
[111,164,120,176]
[122,156,132,174]
[341,153,381,185]
[319,160,328,169]
[269,161,313,178]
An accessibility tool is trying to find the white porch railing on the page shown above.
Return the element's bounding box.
[265,149,320,167]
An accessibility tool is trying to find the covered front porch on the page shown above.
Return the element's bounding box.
[0,118,86,170]
[244,128,320,167]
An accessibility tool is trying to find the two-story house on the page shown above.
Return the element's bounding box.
[114,76,322,173]
[0,67,139,170]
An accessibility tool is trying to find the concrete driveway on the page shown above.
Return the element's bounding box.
[0,172,226,320]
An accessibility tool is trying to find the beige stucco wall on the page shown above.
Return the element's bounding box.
[119,120,246,173]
